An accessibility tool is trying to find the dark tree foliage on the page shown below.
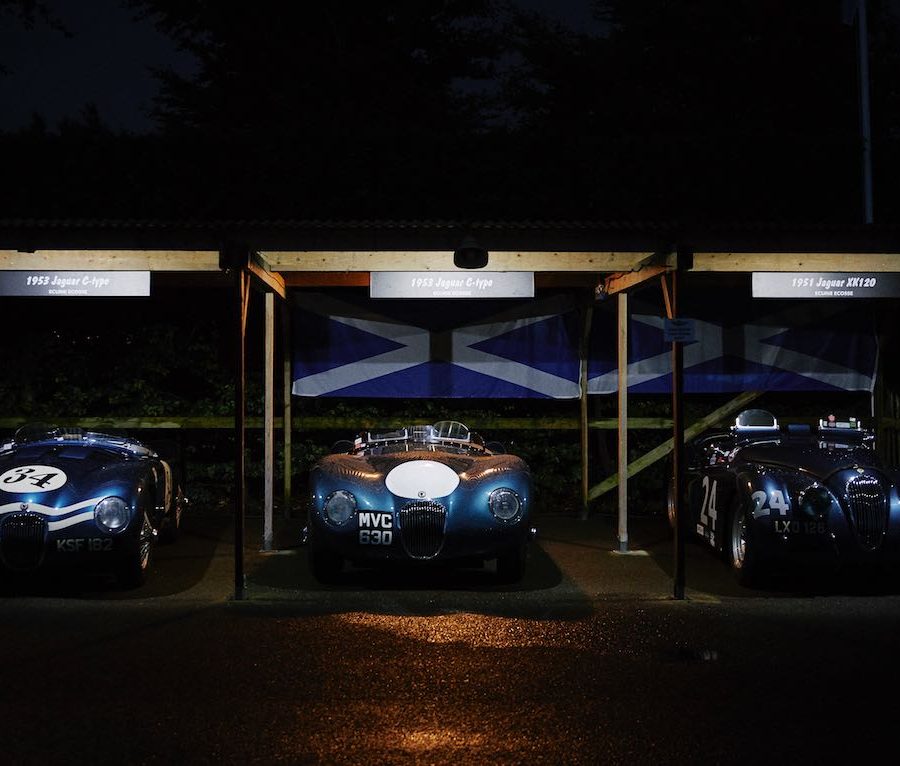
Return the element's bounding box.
[121,0,509,219]
[0,0,898,222]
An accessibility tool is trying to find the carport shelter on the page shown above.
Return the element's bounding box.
[2,219,899,599]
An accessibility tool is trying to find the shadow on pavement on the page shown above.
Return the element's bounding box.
[0,512,229,600]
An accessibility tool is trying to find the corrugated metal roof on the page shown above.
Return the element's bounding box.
[0,218,898,252]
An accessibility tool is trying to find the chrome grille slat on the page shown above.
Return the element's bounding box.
[0,513,48,570]
[398,501,446,559]
[846,475,887,551]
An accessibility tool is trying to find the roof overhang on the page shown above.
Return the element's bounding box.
[2,220,899,291]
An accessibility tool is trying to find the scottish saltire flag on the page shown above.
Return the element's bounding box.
[588,295,878,394]
[293,291,877,398]
[292,291,584,398]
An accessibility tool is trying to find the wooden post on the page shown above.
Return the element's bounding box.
[232,260,250,601]
[263,292,275,551]
[579,303,593,520]
[617,291,629,552]
[281,298,293,519]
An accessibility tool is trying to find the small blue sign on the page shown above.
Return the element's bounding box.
[664,318,696,343]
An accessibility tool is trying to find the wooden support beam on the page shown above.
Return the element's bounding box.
[0,249,220,270]
[602,264,671,297]
[284,272,370,287]
[262,292,275,551]
[586,391,762,501]
[0,415,679,431]
[283,271,607,288]
[248,253,286,298]
[692,252,900,272]
[264,250,655,273]
[616,291,628,551]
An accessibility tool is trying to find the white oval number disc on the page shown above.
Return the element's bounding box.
[385,460,460,500]
[0,465,68,493]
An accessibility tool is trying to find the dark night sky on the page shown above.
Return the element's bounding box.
[0,0,600,134]
[0,0,196,132]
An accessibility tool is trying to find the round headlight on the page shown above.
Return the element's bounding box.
[799,484,832,519]
[95,496,131,532]
[323,490,356,525]
[489,487,522,521]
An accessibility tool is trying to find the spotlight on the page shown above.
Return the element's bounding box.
[453,236,489,269]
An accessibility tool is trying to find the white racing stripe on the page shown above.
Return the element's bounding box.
[48,510,97,531]
[0,497,103,520]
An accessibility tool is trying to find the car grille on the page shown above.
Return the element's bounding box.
[0,512,48,570]
[398,501,446,559]
[845,475,888,551]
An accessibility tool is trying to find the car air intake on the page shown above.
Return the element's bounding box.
[398,501,446,559]
[0,512,48,570]
[845,475,888,551]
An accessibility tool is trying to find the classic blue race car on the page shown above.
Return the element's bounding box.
[304,420,534,583]
[0,425,184,588]
[671,409,900,586]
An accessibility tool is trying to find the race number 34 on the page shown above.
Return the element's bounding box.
[0,465,68,493]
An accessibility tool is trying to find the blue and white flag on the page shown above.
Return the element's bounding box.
[588,295,877,394]
[293,291,877,398]
[292,292,584,398]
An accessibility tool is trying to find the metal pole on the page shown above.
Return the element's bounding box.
[617,291,629,552]
[233,265,248,601]
[857,0,874,223]
[671,270,686,600]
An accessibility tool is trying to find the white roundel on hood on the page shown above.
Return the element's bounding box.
[0,465,68,493]
[385,460,460,500]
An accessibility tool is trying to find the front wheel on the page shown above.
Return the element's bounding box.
[117,511,156,589]
[496,544,527,584]
[729,504,765,588]
[308,542,344,584]
[159,488,184,544]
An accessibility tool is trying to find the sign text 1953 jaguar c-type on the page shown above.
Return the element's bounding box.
[305,421,534,583]
[672,409,900,586]
[0,425,184,587]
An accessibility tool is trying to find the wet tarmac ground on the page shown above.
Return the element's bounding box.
[2,512,900,765]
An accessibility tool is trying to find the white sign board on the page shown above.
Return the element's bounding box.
[752,272,900,298]
[371,271,534,299]
[0,271,150,297]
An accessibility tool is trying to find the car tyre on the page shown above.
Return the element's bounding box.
[729,503,766,588]
[666,474,677,536]
[117,511,155,589]
[496,544,526,584]
[309,543,344,584]
[159,488,184,544]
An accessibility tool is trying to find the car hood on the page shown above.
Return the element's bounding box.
[318,451,528,485]
[736,442,878,481]
[0,448,140,507]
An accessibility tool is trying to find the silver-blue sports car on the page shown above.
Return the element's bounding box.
[0,425,184,588]
[671,409,900,586]
[304,421,534,583]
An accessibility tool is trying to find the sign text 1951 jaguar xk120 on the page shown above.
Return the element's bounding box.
[304,421,534,583]
[0,425,184,587]
[670,409,900,586]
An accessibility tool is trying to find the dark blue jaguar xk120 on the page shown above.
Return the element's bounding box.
[304,421,534,583]
[0,425,183,587]
[671,409,900,586]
